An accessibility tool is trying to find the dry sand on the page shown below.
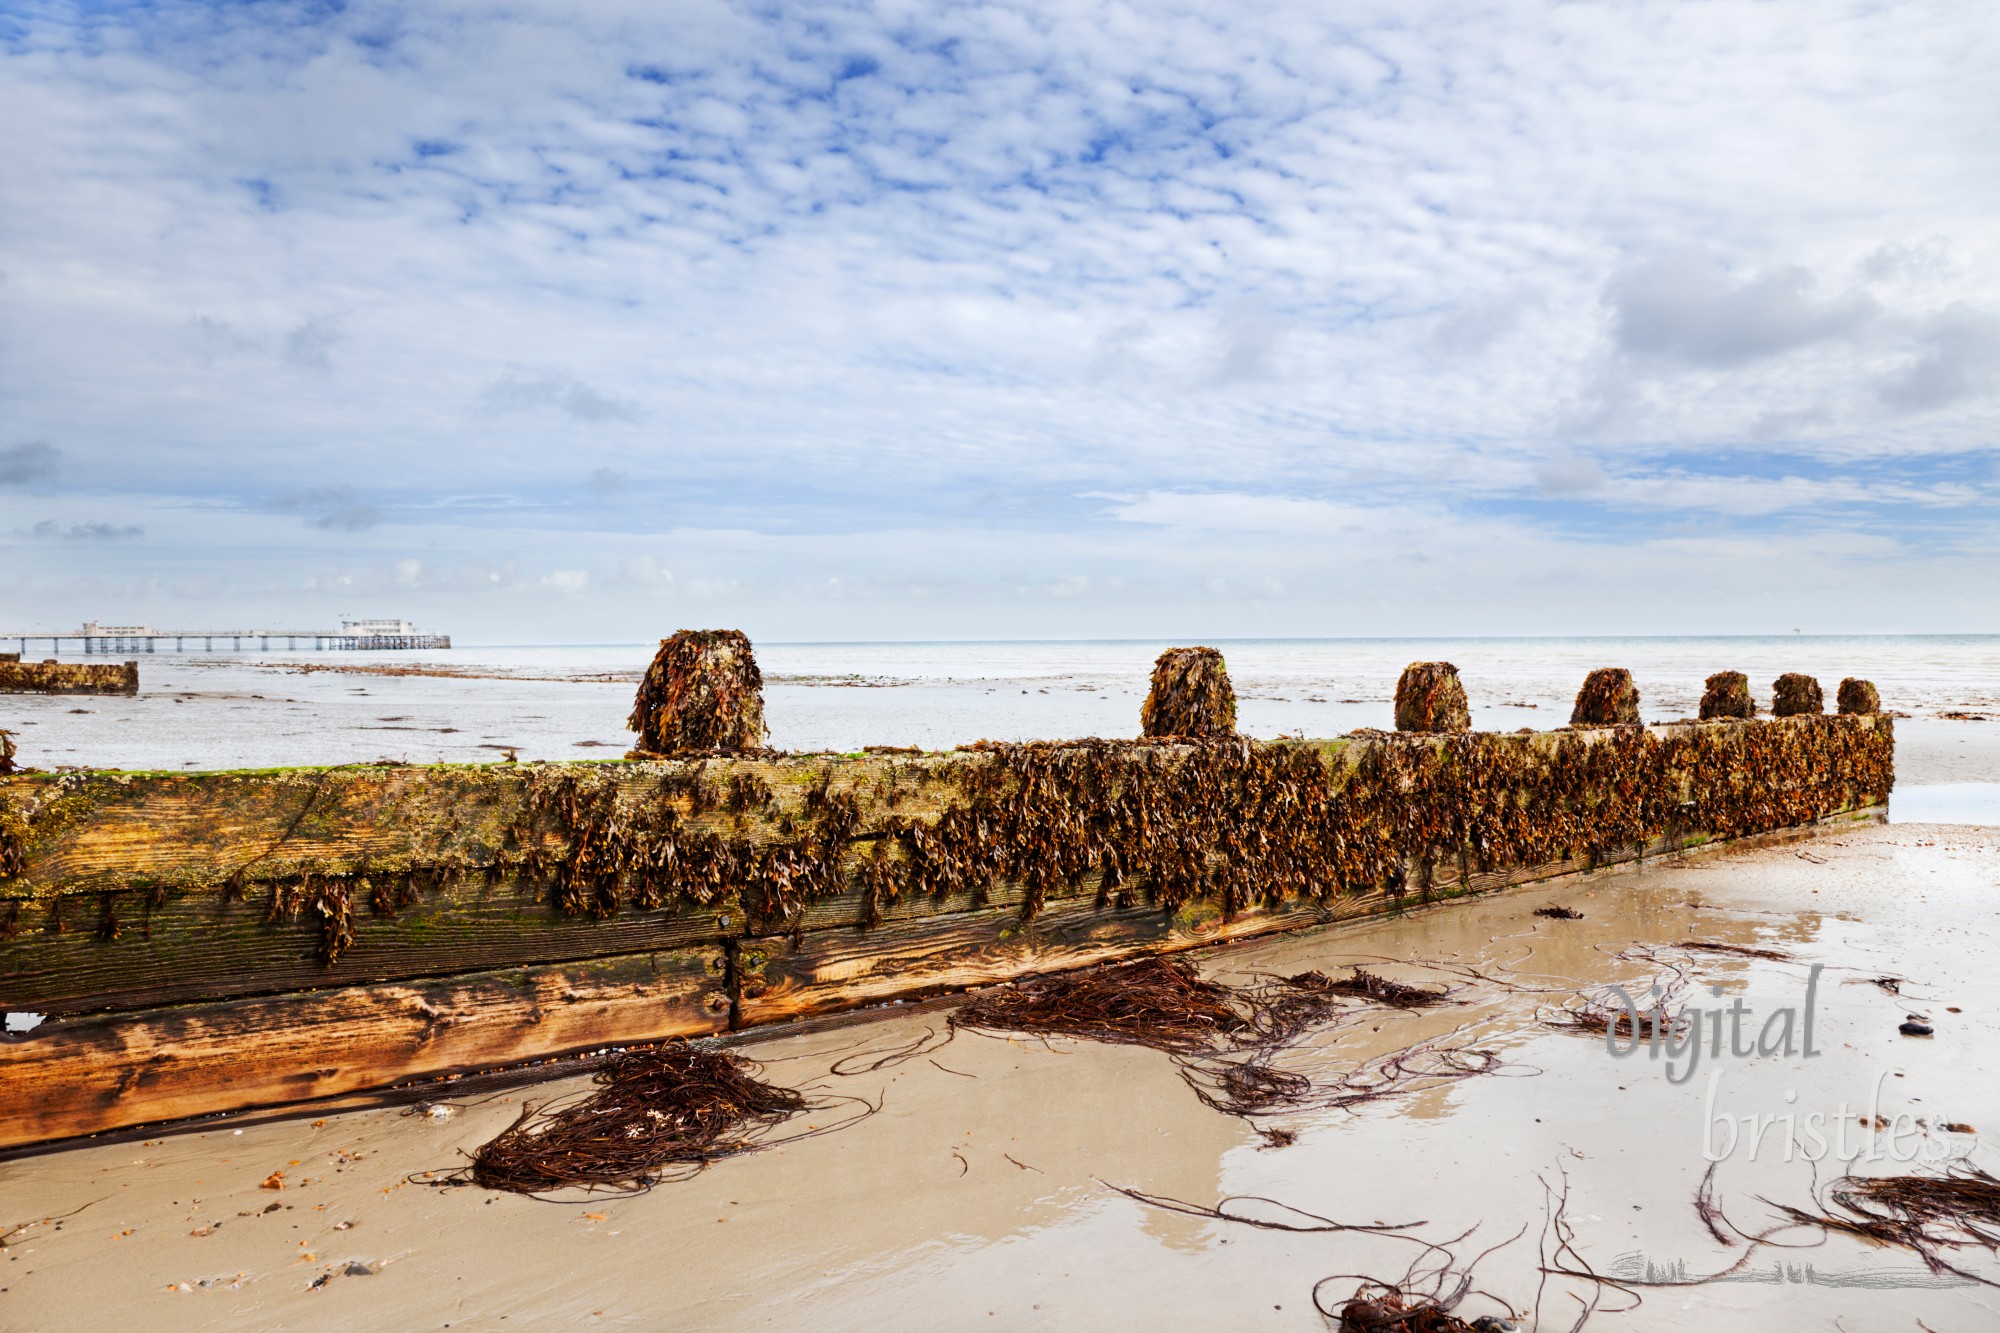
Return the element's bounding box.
[5,821,1998,1329]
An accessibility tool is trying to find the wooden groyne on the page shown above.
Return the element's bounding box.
[0,654,138,696]
[0,642,1894,1148]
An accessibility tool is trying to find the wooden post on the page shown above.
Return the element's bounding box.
[1395,662,1470,733]
[1699,671,1755,720]
[628,630,768,756]
[1139,646,1238,738]
[1570,668,1640,727]
[1772,673,1824,717]
[1836,678,1880,715]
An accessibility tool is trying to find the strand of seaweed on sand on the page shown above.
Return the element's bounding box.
[1097,1166,1637,1329]
[420,1043,877,1199]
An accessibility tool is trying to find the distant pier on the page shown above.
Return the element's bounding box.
[1,619,451,655]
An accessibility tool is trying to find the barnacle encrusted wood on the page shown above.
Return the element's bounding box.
[1394,662,1470,733]
[628,629,768,755]
[1699,671,1755,720]
[1772,673,1825,717]
[1570,668,1640,727]
[1837,678,1880,715]
[1140,646,1238,738]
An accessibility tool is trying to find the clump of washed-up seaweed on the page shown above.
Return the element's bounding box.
[951,955,1492,1122]
[440,1043,852,1197]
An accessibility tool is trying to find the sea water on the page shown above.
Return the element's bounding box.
[3,637,1995,811]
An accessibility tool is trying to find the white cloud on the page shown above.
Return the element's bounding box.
[1606,253,1877,367]
[480,371,644,424]
[0,442,60,486]
[1536,453,1606,496]
[283,316,345,373]
[0,0,1995,635]
[1880,304,2000,413]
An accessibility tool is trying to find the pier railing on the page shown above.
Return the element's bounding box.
[0,630,451,655]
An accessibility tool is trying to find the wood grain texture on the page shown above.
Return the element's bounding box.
[734,812,1882,1029]
[736,895,1337,1026]
[0,872,737,1015]
[0,946,729,1148]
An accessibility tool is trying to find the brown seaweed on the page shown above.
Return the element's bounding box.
[1541,976,1688,1041]
[1771,673,1824,718]
[1569,669,1639,728]
[1768,1161,2000,1277]
[955,956,1494,1120]
[442,1044,826,1196]
[950,955,1245,1054]
[1294,967,1456,1009]
[1395,663,1471,733]
[1837,678,1880,715]
[627,629,769,756]
[1140,646,1238,738]
[1676,940,1792,961]
[1698,671,1754,721]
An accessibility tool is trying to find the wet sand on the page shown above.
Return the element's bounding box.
[4,821,1997,1330]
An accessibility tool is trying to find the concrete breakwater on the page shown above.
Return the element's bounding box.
[0,654,138,696]
[0,642,1892,1148]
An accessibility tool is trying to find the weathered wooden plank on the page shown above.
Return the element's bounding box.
[0,872,737,1015]
[732,812,1885,1029]
[0,754,967,899]
[738,895,1354,1027]
[0,946,729,1148]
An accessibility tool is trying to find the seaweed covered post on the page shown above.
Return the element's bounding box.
[0,658,139,696]
[1394,662,1470,733]
[1140,646,1238,738]
[1570,668,1640,727]
[0,728,15,775]
[1838,678,1881,715]
[627,629,769,756]
[1699,671,1755,720]
[1772,673,1825,717]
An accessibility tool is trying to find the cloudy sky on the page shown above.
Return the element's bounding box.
[2,0,1995,642]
